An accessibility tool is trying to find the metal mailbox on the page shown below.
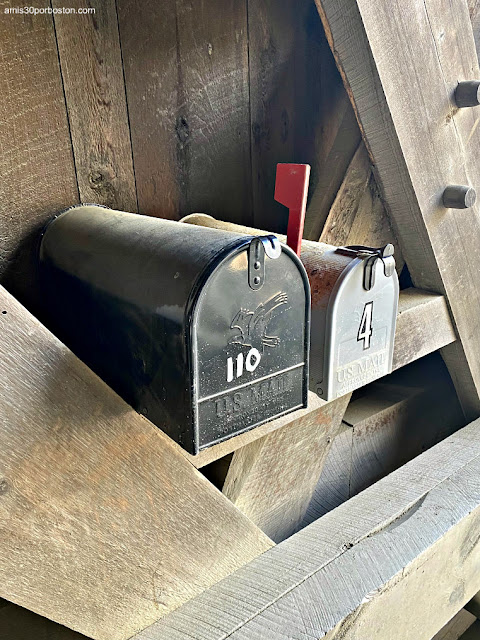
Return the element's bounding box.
[301,242,398,400]
[38,205,310,454]
[181,214,399,401]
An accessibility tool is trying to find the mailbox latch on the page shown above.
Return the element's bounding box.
[336,244,396,291]
[248,235,282,290]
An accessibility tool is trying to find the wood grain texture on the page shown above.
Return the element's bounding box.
[302,61,361,241]
[52,0,137,211]
[7,597,468,640]
[248,0,297,232]
[303,355,464,525]
[0,0,78,308]
[133,419,480,640]
[117,0,252,223]
[469,0,480,59]
[300,422,352,523]
[222,394,351,542]
[0,286,272,640]
[315,0,480,420]
[320,142,405,274]
[248,0,361,236]
[348,379,464,496]
[393,289,456,371]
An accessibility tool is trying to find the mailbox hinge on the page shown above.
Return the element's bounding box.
[336,244,396,291]
[248,235,282,290]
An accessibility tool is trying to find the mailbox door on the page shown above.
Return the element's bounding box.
[323,257,399,399]
[190,241,310,450]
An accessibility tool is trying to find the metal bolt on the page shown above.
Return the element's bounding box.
[254,261,261,270]
[454,81,480,108]
[442,185,476,209]
[253,276,260,285]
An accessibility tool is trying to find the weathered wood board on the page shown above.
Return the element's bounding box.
[248,0,297,231]
[222,394,351,542]
[52,0,137,211]
[392,288,455,371]
[315,0,480,419]
[320,142,404,275]
[0,0,79,309]
[303,355,464,525]
[300,422,352,522]
[134,419,480,640]
[347,375,464,496]
[303,69,360,241]
[117,0,252,223]
[0,287,272,640]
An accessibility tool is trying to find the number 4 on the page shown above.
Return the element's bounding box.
[357,302,373,350]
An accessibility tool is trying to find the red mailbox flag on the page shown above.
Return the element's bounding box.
[274,163,311,256]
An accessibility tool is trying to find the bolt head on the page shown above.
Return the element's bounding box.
[443,185,476,209]
[454,81,480,108]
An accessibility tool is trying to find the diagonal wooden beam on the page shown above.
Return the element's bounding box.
[132,419,480,640]
[221,393,351,543]
[314,0,480,420]
[0,287,272,640]
[319,142,405,275]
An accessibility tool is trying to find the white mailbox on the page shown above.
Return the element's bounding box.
[305,244,398,400]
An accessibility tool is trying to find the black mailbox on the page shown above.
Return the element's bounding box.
[39,206,310,454]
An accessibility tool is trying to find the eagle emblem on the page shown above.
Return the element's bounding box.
[228,292,288,352]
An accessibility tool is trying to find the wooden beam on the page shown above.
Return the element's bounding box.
[0,0,79,309]
[0,287,272,640]
[320,142,404,274]
[469,1,480,60]
[347,375,463,496]
[303,355,464,525]
[300,422,352,523]
[315,0,480,420]
[303,78,360,241]
[393,288,455,371]
[52,0,137,212]
[294,2,359,243]
[221,394,351,542]
[134,419,480,640]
